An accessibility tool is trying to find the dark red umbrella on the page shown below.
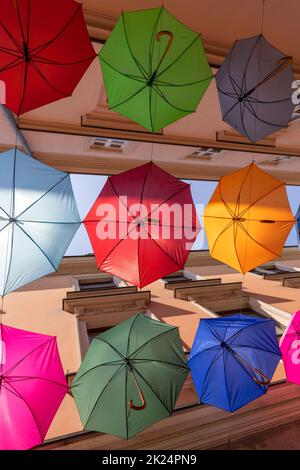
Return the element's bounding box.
[0,0,96,115]
[84,162,200,288]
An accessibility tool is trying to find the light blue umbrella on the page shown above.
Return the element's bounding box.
[0,149,80,295]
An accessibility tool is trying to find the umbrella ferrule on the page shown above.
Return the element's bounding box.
[147,71,157,87]
[23,41,30,62]
[221,341,235,354]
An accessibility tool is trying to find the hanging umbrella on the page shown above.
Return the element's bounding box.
[216,34,295,143]
[100,6,212,132]
[84,162,200,288]
[189,315,281,412]
[204,162,295,273]
[72,313,188,439]
[0,324,68,450]
[0,148,81,295]
[280,311,300,385]
[0,0,96,115]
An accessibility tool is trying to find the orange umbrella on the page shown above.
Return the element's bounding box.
[204,163,295,273]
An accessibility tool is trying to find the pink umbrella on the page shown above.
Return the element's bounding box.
[280,311,300,385]
[0,324,68,450]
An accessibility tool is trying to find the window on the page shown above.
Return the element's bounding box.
[218,308,285,337]
[72,274,129,292]
[90,137,128,152]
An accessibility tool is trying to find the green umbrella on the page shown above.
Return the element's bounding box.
[71,313,188,439]
[99,7,212,132]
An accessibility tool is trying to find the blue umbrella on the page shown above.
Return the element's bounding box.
[0,149,80,295]
[189,315,281,412]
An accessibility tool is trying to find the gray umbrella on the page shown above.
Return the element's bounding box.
[216,34,295,143]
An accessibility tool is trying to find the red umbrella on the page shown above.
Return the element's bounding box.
[84,162,200,288]
[0,0,96,115]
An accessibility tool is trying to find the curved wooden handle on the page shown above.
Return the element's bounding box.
[234,350,270,386]
[155,30,174,72]
[128,369,147,411]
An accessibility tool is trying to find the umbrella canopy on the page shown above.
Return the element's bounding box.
[0,149,80,295]
[216,34,294,143]
[0,0,96,115]
[100,6,212,132]
[189,315,281,412]
[72,313,188,439]
[84,162,200,288]
[0,324,68,450]
[280,311,300,385]
[204,162,295,273]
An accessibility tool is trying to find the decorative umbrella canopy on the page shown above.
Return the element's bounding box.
[0,149,80,295]
[204,162,295,273]
[84,162,200,288]
[280,310,300,385]
[189,315,281,413]
[216,34,294,143]
[72,313,188,439]
[0,324,68,450]
[100,6,212,132]
[0,0,96,115]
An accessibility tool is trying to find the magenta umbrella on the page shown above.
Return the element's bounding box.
[0,324,68,450]
[280,311,300,385]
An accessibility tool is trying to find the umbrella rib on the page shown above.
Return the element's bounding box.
[108,178,137,220]
[239,100,254,142]
[0,55,25,73]
[71,361,124,385]
[3,338,54,377]
[29,4,82,58]
[155,77,213,87]
[155,35,200,81]
[148,6,163,77]
[15,174,69,220]
[126,314,140,358]
[29,61,70,98]
[15,222,57,271]
[237,182,287,219]
[146,185,189,220]
[226,46,243,95]
[189,345,222,363]
[223,350,232,411]
[236,220,282,259]
[3,221,14,296]
[240,35,262,98]
[219,179,235,218]
[0,20,23,54]
[131,364,171,414]
[6,375,68,390]
[227,319,271,345]
[0,46,22,58]
[121,12,147,80]
[133,358,189,370]
[85,365,124,428]
[1,381,43,443]
[32,55,96,67]
[109,83,149,111]
[209,219,235,257]
[233,220,244,273]
[152,83,195,113]
[233,163,253,216]
[144,227,184,271]
[199,349,224,401]
[129,328,178,359]
[17,59,29,116]
[232,344,281,356]
[243,99,290,129]
[229,348,268,391]
[99,57,146,83]
[94,337,125,360]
